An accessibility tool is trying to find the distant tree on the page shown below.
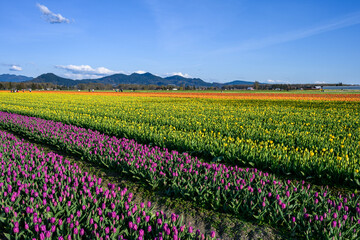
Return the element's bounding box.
[254,81,260,90]
[17,82,25,90]
[77,83,87,90]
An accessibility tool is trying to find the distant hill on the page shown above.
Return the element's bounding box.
[29,73,78,86]
[93,72,215,87]
[221,80,255,85]
[0,74,33,82]
[25,72,257,87]
[96,72,166,85]
[164,75,212,87]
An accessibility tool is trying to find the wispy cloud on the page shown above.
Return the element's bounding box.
[214,11,360,54]
[37,3,71,24]
[267,79,289,84]
[56,65,120,79]
[9,65,22,71]
[2,63,22,71]
[63,73,104,80]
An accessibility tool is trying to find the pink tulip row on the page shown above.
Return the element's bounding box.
[0,130,215,239]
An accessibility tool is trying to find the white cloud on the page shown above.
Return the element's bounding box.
[37,3,70,24]
[267,79,289,84]
[315,81,327,84]
[56,65,120,79]
[9,65,22,71]
[56,65,116,75]
[165,72,192,78]
[134,70,147,74]
[63,73,104,80]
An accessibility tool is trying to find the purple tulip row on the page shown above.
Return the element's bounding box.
[0,130,215,239]
[0,111,359,239]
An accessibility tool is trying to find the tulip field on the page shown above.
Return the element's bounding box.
[0,92,359,186]
[0,90,360,239]
[0,129,211,239]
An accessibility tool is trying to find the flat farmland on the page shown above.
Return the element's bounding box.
[0,91,359,185]
[1,90,360,239]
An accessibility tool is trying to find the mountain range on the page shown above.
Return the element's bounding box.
[0,73,256,87]
[0,74,33,82]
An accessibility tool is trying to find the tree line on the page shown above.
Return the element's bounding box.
[0,81,347,91]
[0,81,198,91]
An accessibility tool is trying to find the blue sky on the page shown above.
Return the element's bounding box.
[1,0,359,84]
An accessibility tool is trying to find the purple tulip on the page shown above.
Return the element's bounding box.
[332,221,337,228]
